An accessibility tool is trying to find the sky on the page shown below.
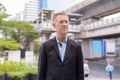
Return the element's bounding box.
[0,0,83,16]
[0,0,30,16]
[47,0,81,12]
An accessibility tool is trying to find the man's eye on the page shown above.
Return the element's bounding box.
[59,20,68,24]
[59,21,63,24]
[65,20,68,23]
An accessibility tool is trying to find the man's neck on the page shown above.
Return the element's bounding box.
[57,35,66,42]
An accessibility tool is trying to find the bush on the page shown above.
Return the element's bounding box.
[0,71,4,76]
[0,39,20,51]
[0,61,38,79]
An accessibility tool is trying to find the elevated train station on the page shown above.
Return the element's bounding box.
[36,0,120,59]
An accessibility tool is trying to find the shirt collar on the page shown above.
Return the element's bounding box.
[56,36,67,44]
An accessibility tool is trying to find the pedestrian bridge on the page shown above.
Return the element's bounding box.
[66,0,120,20]
[80,16,120,39]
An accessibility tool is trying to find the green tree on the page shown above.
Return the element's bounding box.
[0,39,20,51]
[2,20,39,41]
[0,3,40,51]
[33,40,40,56]
[0,3,6,13]
[1,20,40,50]
[33,40,40,61]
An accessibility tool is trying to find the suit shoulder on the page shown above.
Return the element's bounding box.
[42,38,55,46]
[69,39,80,47]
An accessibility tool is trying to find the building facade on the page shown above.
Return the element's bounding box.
[24,0,40,22]
[24,0,48,22]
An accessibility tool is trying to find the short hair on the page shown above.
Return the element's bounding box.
[52,11,68,22]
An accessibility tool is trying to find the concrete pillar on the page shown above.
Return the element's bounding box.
[81,39,93,59]
[42,33,51,43]
[46,33,51,40]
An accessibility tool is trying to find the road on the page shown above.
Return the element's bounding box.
[85,62,120,80]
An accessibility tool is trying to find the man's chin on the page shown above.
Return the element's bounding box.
[62,32,67,36]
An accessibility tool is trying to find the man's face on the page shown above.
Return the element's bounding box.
[53,15,69,36]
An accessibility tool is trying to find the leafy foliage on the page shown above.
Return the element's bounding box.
[0,71,4,76]
[33,40,40,57]
[1,20,39,42]
[0,61,38,78]
[0,3,40,50]
[0,3,6,13]
[0,39,20,51]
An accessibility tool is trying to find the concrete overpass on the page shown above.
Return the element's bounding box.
[77,17,120,39]
[66,0,120,24]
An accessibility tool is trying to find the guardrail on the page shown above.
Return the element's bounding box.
[84,16,120,30]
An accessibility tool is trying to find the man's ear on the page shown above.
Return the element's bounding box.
[52,23,56,29]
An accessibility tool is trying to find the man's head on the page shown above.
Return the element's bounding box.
[52,11,69,37]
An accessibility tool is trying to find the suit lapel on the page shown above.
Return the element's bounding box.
[63,38,70,62]
[52,37,62,62]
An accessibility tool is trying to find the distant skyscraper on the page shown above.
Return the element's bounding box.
[23,0,48,22]
[39,0,48,11]
[24,0,40,22]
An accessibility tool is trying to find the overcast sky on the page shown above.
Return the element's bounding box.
[1,0,30,16]
[48,0,77,11]
[0,0,83,16]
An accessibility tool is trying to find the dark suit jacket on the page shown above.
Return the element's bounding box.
[38,37,84,80]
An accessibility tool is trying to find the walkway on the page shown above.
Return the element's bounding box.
[89,58,120,67]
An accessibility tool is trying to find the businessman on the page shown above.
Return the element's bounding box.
[38,11,84,80]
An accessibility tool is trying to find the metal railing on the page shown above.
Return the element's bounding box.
[84,16,120,30]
